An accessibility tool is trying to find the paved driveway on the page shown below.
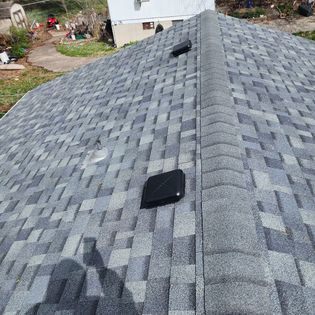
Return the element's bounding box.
[28,34,100,72]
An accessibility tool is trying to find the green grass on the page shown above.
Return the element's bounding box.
[277,3,296,16]
[230,7,266,19]
[122,41,138,48]
[57,41,115,57]
[0,67,63,114]
[10,27,31,58]
[293,30,315,41]
[26,5,69,25]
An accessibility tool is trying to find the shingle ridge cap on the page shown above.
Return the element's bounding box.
[200,10,273,314]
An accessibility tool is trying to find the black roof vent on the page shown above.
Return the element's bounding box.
[172,40,192,57]
[141,169,185,208]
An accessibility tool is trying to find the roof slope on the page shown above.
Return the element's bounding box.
[0,15,201,315]
[0,9,315,315]
[199,11,315,314]
[219,14,315,314]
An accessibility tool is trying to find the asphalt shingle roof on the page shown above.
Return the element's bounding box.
[0,15,200,315]
[0,9,314,315]
[220,14,315,314]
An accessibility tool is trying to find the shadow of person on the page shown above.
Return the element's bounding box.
[25,238,138,315]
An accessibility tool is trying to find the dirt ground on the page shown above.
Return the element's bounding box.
[0,29,52,80]
[216,2,315,33]
[250,15,315,33]
[0,58,28,80]
[32,28,52,48]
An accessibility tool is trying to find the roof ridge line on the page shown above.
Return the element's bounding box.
[200,10,273,314]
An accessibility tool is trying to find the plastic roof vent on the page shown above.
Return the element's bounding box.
[172,40,192,57]
[141,169,185,209]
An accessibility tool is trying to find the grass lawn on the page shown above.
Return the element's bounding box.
[293,30,315,41]
[0,66,63,117]
[57,40,116,57]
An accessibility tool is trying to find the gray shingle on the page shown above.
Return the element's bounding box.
[219,9,315,314]
[205,282,272,314]
[1,7,315,314]
[0,15,200,314]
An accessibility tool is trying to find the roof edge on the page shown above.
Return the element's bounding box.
[200,10,273,314]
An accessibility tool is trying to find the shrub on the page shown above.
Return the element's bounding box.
[10,27,31,58]
[293,30,315,41]
[231,7,266,19]
[277,3,295,16]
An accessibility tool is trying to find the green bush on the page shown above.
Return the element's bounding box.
[10,27,31,58]
[277,3,295,16]
[293,30,315,41]
[231,7,266,19]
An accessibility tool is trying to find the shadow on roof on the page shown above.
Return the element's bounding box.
[25,237,138,315]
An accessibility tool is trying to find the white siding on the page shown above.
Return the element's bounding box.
[108,0,215,24]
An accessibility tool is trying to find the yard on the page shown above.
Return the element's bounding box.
[0,38,118,118]
[0,64,62,117]
[57,40,115,57]
[0,0,112,118]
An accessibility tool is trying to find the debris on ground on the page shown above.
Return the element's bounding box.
[298,1,314,17]
[47,14,59,29]
[218,0,314,20]
[62,10,113,44]
[0,49,20,65]
[251,12,315,33]
[0,51,9,64]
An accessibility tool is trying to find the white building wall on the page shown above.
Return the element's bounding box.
[108,0,215,24]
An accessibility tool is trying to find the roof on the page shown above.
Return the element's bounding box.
[0,10,315,314]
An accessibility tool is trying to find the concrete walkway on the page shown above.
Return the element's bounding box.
[28,32,100,72]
